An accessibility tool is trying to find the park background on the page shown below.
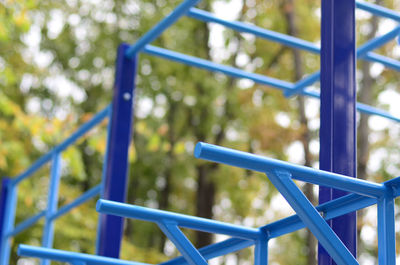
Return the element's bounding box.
[1,0,400,264]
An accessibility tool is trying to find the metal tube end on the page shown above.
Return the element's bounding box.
[194,142,206,158]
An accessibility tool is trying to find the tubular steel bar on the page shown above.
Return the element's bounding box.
[377,195,396,265]
[254,236,268,265]
[42,153,62,265]
[125,0,201,58]
[11,105,111,186]
[7,211,46,237]
[286,25,400,97]
[186,7,400,70]
[18,245,150,265]
[268,170,358,265]
[144,45,400,123]
[50,184,101,221]
[97,43,137,258]
[194,142,384,197]
[158,222,208,265]
[187,8,320,54]
[160,238,254,265]
[162,179,396,265]
[0,178,9,251]
[143,45,294,91]
[0,183,17,265]
[319,0,357,263]
[96,199,261,240]
[356,1,400,21]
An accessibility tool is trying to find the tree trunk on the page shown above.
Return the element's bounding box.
[282,1,316,264]
[357,3,380,255]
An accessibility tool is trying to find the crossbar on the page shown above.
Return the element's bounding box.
[194,142,385,197]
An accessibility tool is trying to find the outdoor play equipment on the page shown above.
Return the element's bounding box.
[1,0,400,264]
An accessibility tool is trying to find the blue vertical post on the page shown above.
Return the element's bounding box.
[319,0,357,264]
[41,153,62,265]
[0,178,10,255]
[0,181,18,265]
[97,43,137,258]
[377,195,396,265]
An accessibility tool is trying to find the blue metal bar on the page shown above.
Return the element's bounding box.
[187,7,399,70]
[50,184,101,221]
[96,199,261,240]
[356,1,400,22]
[97,43,137,258]
[301,89,400,123]
[41,153,62,265]
[7,211,46,237]
[287,25,400,97]
[319,0,357,263]
[268,170,358,265]
[357,25,400,58]
[125,0,201,58]
[18,245,151,265]
[364,52,400,72]
[144,45,400,124]
[95,109,112,253]
[12,105,111,186]
[0,184,17,265]
[158,222,208,265]
[254,237,268,265]
[194,142,385,197]
[162,175,400,265]
[187,8,320,54]
[377,195,396,265]
[161,238,254,265]
[284,71,320,97]
[143,45,295,91]
[0,178,9,252]
[163,189,380,265]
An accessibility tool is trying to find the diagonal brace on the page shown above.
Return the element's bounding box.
[158,221,207,265]
[266,170,358,265]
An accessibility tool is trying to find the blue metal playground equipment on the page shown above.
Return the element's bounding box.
[1,0,400,264]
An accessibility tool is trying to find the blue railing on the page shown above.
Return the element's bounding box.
[0,104,112,265]
[17,142,400,264]
[5,0,400,264]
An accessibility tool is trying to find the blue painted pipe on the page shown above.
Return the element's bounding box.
[187,8,320,54]
[50,185,101,221]
[96,199,261,240]
[187,7,399,70]
[7,211,46,237]
[356,1,400,21]
[18,245,150,265]
[194,142,385,197]
[143,45,295,91]
[126,0,201,58]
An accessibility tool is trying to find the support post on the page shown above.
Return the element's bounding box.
[0,181,17,265]
[97,43,137,258]
[0,178,9,252]
[377,195,396,265]
[319,0,357,264]
[41,153,62,265]
[254,236,268,265]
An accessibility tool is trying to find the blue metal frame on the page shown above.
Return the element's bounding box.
[1,0,400,264]
[97,43,138,258]
[319,0,357,263]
